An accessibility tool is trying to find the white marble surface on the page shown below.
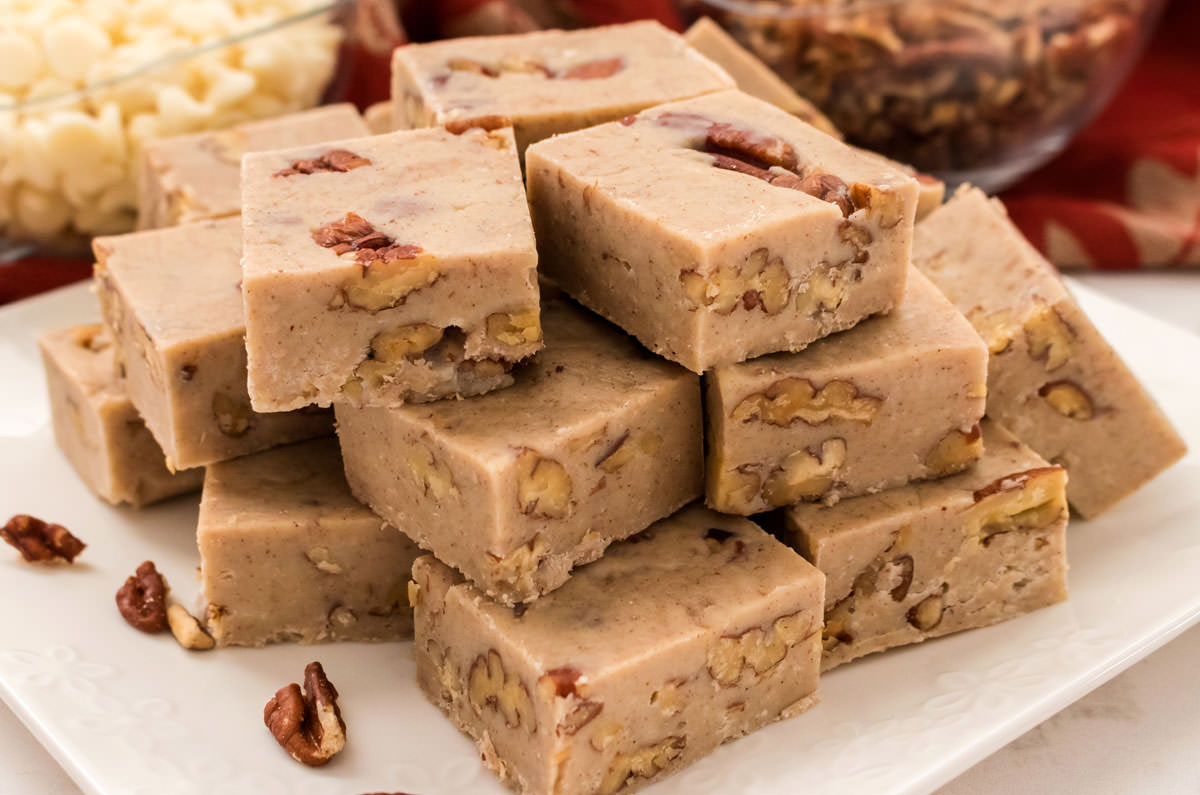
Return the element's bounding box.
[1,270,1196,794]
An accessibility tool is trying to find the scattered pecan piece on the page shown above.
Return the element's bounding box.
[796,173,854,216]
[264,661,347,767]
[116,561,169,633]
[444,114,511,134]
[275,149,372,177]
[1,515,85,563]
[312,212,379,252]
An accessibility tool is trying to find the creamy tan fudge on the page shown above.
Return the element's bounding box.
[391,20,735,156]
[38,324,202,506]
[136,104,368,229]
[94,218,332,470]
[241,126,541,411]
[337,296,702,605]
[706,269,987,514]
[199,437,420,646]
[526,89,920,373]
[683,17,839,138]
[915,187,1187,518]
[412,504,823,795]
[784,421,1069,671]
[363,101,396,134]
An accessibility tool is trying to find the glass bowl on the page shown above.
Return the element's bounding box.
[678,0,1167,190]
[0,0,347,255]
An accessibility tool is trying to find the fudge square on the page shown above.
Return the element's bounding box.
[706,268,987,515]
[526,89,920,373]
[241,126,541,411]
[411,504,824,795]
[336,295,702,606]
[682,17,840,138]
[39,324,202,506]
[391,20,735,156]
[199,437,421,646]
[783,420,1068,670]
[94,217,332,471]
[137,103,368,229]
[914,186,1187,518]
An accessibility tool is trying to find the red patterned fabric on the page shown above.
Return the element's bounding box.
[1001,0,1200,269]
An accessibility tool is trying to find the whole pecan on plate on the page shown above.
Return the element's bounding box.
[1,514,85,563]
[264,661,347,766]
[115,560,169,633]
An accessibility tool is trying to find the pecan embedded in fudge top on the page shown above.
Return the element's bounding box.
[38,324,125,403]
[914,186,1072,317]
[393,297,694,460]
[92,216,245,344]
[430,503,822,677]
[200,437,384,532]
[241,126,535,279]
[711,269,983,388]
[787,420,1063,548]
[394,20,734,126]
[143,104,368,221]
[525,89,917,242]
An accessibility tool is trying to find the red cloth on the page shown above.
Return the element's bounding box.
[1001,0,1200,269]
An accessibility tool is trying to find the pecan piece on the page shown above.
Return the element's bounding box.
[1,514,85,563]
[167,604,215,651]
[116,561,169,633]
[560,57,624,79]
[274,149,372,177]
[705,122,798,171]
[264,661,347,767]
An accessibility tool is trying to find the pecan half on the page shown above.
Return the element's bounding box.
[274,149,372,177]
[116,561,168,633]
[264,661,347,767]
[1,514,85,563]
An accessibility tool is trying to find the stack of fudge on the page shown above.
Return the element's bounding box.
[38,20,1186,795]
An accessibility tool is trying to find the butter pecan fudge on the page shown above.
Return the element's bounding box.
[784,421,1069,670]
[526,89,920,373]
[914,186,1187,518]
[391,20,735,156]
[336,296,702,605]
[411,504,823,795]
[137,104,368,229]
[241,126,540,411]
[38,324,202,506]
[94,218,332,470]
[199,437,420,646]
[706,269,986,514]
[683,17,839,138]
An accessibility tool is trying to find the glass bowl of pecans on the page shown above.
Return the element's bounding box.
[678,0,1167,190]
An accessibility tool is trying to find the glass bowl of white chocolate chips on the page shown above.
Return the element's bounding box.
[679,0,1167,190]
[0,0,345,255]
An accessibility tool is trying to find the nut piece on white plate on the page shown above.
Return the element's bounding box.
[0,514,85,564]
[166,604,215,651]
[336,295,703,607]
[391,20,735,157]
[93,217,332,471]
[783,420,1069,671]
[914,185,1188,518]
[240,126,542,412]
[137,103,369,230]
[706,268,986,514]
[412,503,824,795]
[38,324,203,507]
[264,661,346,767]
[0,0,343,247]
[526,88,920,373]
[198,437,421,647]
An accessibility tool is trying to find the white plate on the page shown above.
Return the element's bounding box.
[0,280,1196,795]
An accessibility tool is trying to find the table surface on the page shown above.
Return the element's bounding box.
[2,271,1197,795]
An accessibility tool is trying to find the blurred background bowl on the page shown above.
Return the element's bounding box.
[678,0,1167,190]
